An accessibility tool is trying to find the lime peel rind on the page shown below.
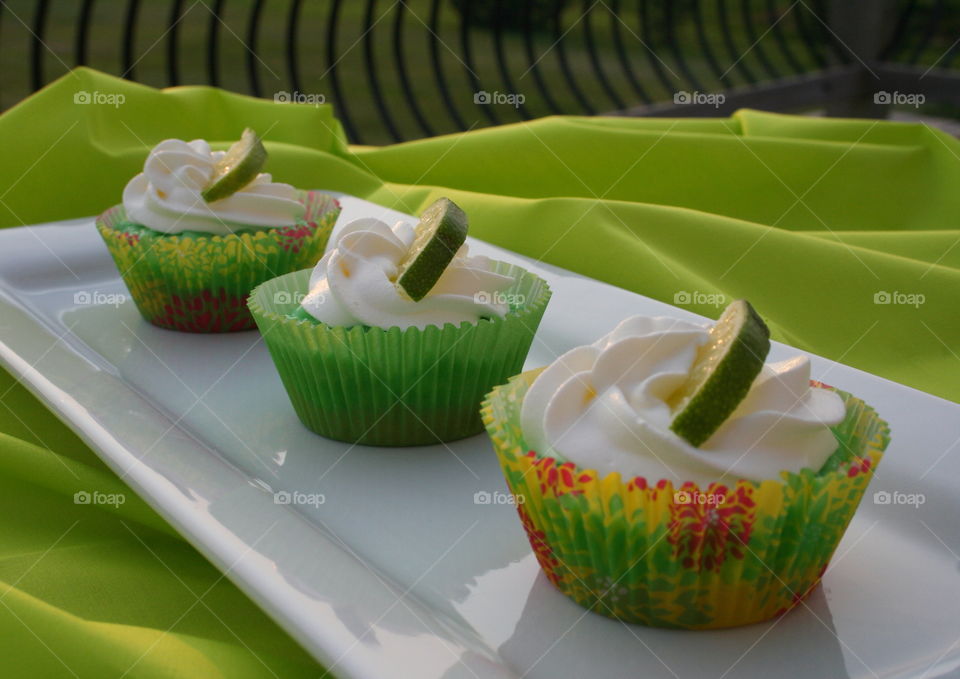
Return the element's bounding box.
[201,128,267,203]
[668,299,771,447]
[397,198,469,302]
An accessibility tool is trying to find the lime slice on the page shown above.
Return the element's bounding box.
[397,198,469,301]
[668,299,771,447]
[201,128,267,203]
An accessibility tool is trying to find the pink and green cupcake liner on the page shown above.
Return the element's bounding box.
[96,191,340,333]
[481,369,889,629]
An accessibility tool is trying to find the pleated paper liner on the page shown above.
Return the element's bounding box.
[481,369,890,630]
[96,191,340,333]
[248,263,551,446]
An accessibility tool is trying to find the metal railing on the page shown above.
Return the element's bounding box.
[6,0,960,144]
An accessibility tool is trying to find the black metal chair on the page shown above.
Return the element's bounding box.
[12,0,960,144]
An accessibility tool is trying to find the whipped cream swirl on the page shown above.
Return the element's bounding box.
[520,315,846,486]
[299,217,515,330]
[122,138,305,234]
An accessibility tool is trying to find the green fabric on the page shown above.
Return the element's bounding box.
[0,66,957,676]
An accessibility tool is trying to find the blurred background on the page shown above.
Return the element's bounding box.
[4,0,959,144]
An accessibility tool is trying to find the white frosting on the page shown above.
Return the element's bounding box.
[299,217,515,330]
[520,315,847,486]
[122,138,305,234]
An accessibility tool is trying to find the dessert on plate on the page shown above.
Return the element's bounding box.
[97,128,340,332]
[482,300,889,629]
[248,197,552,446]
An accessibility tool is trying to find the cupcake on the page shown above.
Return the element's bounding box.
[97,129,340,332]
[482,301,889,629]
[248,197,552,446]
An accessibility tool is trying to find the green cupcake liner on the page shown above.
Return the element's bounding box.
[96,191,340,333]
[481,370,890,629]
[248,263,551,446]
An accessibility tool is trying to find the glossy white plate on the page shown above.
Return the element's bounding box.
[1,194,959,679]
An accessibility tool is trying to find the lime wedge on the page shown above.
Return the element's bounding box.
[668,299,771,447]
[201,128,267,203]
[397,198,469,301]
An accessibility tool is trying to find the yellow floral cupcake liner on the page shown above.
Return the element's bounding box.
[96,191,340,332]
[249,264,552,446]
[481,369,889,629]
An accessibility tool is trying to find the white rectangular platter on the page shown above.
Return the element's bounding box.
[1,193,959,679]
